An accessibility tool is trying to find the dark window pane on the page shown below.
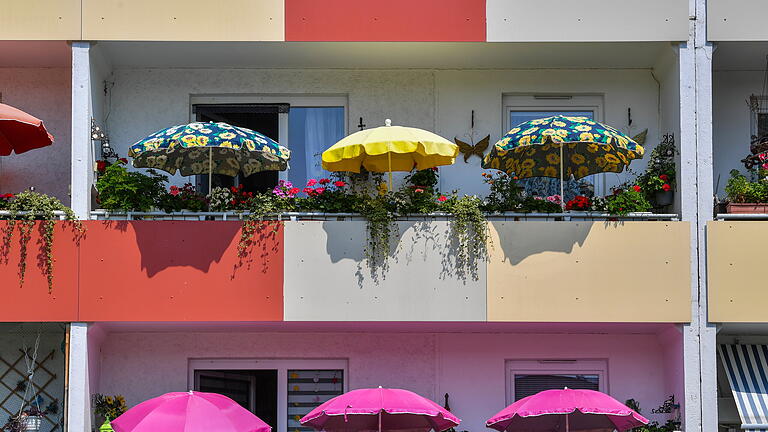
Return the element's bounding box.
[514,374,599,401]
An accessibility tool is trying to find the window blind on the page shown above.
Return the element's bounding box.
[287,370,343,432]
[514,374,599,401]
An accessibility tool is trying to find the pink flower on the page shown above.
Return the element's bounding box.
[546,194,561,204]
[307,179,318,187]
[318,178,331,185]
[437,195,447,202]
[414,188,424,193]
[315,187,326,194]
[303,187,313,195]
[169,186,180,196]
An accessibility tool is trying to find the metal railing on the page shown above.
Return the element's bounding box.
[0,210,69,220]
[89,210,679,222]
[715,213,768,220]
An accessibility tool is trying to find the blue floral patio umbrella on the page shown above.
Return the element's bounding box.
[482,115,644,206]
[129,122,290,193]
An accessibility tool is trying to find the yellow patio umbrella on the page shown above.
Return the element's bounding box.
[321,119,458,190]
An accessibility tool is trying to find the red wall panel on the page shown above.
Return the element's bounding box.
[78,221,283,321]
[0,221,79,322]
[285,0,486,42]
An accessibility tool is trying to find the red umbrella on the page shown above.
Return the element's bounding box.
[486,388,648,432]
[0,103,54,155]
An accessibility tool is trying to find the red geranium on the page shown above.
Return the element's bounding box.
[437,195,447,202]
[303,187,314,195]
[414,188,424,193]
[659,174,669,181]
[315,187,326,194]
[662,183,671,192]
[334,181,346,188]
[169,185,180,196]
[290,188,300,195]
[96,160,107,172]
[565,195,590,211]
[306,179,318,187]
[318,178,331,185]
[632,185,642,192]
[119,158,128,164]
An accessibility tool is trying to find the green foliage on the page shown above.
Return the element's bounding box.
[481,172,523,212]
[606,188,652,216]
[1,190,82,292]
[726,169,768,203]
[95,164,167,211]
[357,194,397,265]
[625,397,681,432]
[634,141,677,204]
[156,184,208,213]
[404,168,439,189]
[442,195,488,273]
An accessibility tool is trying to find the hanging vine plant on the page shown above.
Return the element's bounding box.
[358,194,397,266]
[1,191,83,292]
[443,195,489,277]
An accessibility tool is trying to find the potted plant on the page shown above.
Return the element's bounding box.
[635,141,676,208]
[92,394,127,432]
[725,169,768,213]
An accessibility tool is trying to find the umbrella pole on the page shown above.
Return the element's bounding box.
[387,151,393,192]
[378,410,382,432]
[560,143,565,210]
[208,146,213,194]
[565,413,569,432]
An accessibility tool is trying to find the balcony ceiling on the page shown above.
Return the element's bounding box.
[99,41,670,69]
[0,41,71,67]
[714,41,768,71]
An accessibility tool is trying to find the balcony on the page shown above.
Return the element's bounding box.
[0,217,691,323]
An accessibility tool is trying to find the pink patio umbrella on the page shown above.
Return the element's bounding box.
[300,387,460,432]
[486,388,648,432]
[111,391,271,432]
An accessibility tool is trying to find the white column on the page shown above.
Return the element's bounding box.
[67,323,90,432]
[71,42,93,219]
[694,0,718,430]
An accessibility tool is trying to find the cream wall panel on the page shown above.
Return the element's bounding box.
[487,222,691,322]
[283,221,486,321]
[82,0,284,41]
[709,0,768,41]
[0,0,81,40]
[708,222,768,322]
[486,0,688,42]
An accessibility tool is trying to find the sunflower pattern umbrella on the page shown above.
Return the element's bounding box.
[482,115,644,206]
[129,122,290,191]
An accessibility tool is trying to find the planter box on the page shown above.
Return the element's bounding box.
[726,203,768,214]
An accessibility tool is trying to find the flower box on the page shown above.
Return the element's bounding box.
[726,203,768,214]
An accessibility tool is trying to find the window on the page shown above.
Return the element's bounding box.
[189,359,347,432]
[190,96,347,194]
[503,95,606,197]
[506,359,607,403]
[750,95,768,139]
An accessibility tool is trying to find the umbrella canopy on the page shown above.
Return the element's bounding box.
[482,115,644,180]
[0,103,54,155]
[322,119,458,173]
[300,387,460,432]
[129,121,290,177]
[486,388,648,432]
[111,391,271,432]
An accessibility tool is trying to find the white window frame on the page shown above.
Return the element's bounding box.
[505,359,608,405]
[502,94,607,196]
[189,358,349,432]
[189,94,349,181]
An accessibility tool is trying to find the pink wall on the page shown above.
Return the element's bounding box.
[0,67,72,203]
[96,330,681,432]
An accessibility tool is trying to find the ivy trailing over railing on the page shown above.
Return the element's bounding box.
[0,191,84,292]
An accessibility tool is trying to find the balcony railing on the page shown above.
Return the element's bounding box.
[89,210,679,221]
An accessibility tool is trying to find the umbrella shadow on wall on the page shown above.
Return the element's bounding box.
[117,221,242,277]
[493,221,594,266]
[320,220,408,288]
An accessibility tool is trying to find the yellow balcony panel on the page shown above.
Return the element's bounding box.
[0,0,81,40]
[487,221,691,322]
[82,0,284,41]
[708,221,768,322]
[709,0,768,41]
[486,0,688,42]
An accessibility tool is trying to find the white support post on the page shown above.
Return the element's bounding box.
[66,323,90,432]
[694,0,718,429]
[71,42,93,219]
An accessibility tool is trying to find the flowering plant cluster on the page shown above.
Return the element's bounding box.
[0,193,15,210]
[157,183,208,212]
[604,185,652,216]
[92,394,128,421]
[643,174,673,193]
[95,157,129,174]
